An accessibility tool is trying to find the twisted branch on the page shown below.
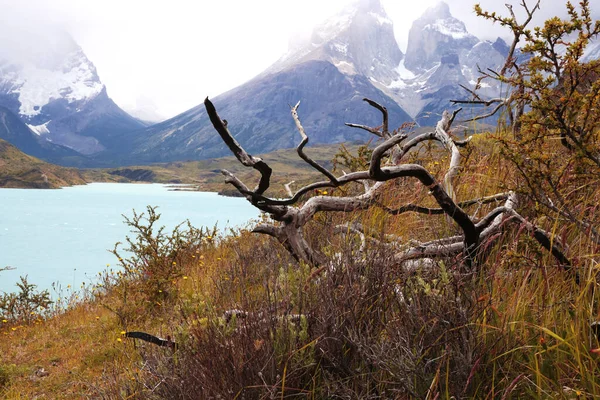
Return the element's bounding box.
[205,97,272,195]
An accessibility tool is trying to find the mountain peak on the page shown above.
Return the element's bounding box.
[404,1,478,72]
[354,0,385,13]
[0,30,104,120]
[267,0,402,85]
[422,2,452,20]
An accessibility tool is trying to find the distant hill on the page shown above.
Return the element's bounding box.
[0,139,87,188]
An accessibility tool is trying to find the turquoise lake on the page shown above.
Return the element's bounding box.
[0,183,258,294]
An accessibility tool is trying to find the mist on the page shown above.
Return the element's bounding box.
[0,0,597,118]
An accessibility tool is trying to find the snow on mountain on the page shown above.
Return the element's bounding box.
[267,0,403,86]
[0,30,144,160]
[118,0,516,165]
[110,0,413,164]
[404,2,478,73]
[0,31,103,119]
[374,2,509,124]
[583,39,600,62]
[273,0,508,125]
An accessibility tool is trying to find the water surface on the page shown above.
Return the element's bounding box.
[0,183,258,294]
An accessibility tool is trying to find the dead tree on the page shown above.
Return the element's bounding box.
[204,97,570,273]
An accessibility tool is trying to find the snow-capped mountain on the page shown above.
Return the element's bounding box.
[109,0,413,164]
[376,2,509,125]
[101,0,521,164]
[0,30,144,161]
[109,0,516,164]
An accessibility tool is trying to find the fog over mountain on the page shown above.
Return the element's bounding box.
[1,0,593,119]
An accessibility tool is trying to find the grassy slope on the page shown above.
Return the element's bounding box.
[0,140,89,189]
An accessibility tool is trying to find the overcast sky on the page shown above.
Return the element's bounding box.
[0,0,592,119]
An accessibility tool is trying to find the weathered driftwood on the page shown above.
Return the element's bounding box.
[204,96,570,271]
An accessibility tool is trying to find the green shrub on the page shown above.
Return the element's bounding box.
[0,276,52,324]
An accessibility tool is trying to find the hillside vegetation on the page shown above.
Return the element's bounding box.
[1,2,600,399]
[0,139,87,189]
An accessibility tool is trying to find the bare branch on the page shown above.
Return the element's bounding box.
[205,97,272,195]
[453,136,473,147]
[450,98,505,106]
[368,161,479,264]
[345,123,383,138]
[291,102,339,184]
[363,98,389,138]
[221,170,287,218]
[434,109,462,200]
[392,131,437,164]
[378,192,510,216]
[253,224,281,238]
[284,181,295,198]
[460,102,506,123]
[396,241,464,263]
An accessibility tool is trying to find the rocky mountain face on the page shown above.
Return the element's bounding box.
[268,0,403,86]
[0,105,84,164]
[404,2,478,73]
[0,30,144,163]
[583,39,600,62]
[111,0,413,164]
[377,2,509,125]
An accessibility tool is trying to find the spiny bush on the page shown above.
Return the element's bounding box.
[0,275,52,324]
[103,206,216,328]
